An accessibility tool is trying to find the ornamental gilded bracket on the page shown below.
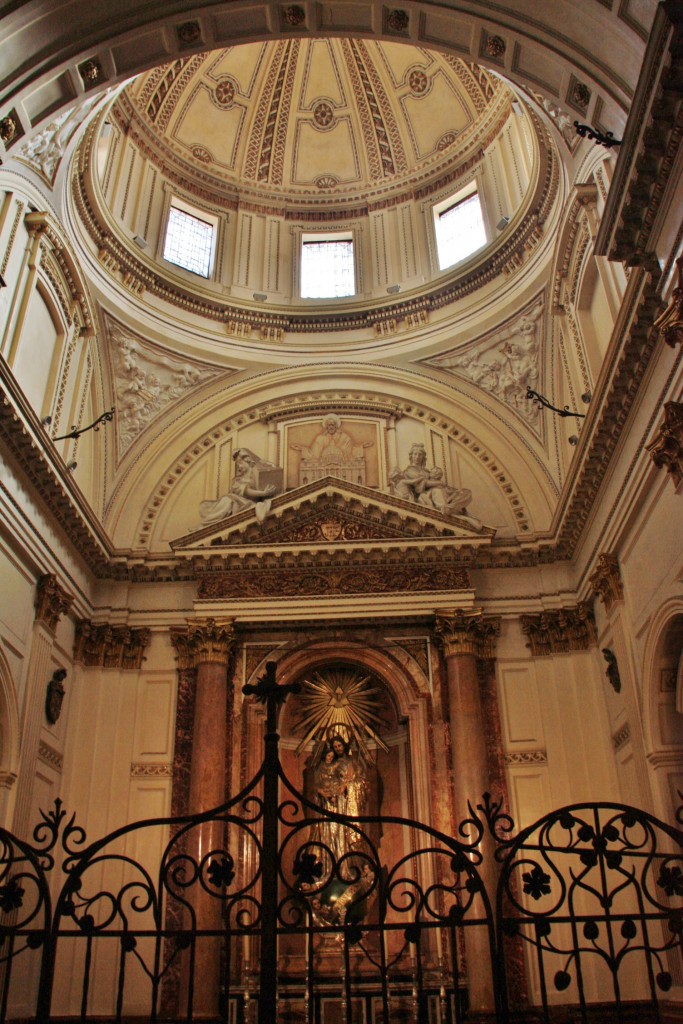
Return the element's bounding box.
[652,255,683,349]
[35,574,73,634]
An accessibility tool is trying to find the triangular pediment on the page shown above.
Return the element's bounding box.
[172,476,495,555]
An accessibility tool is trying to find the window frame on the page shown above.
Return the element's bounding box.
[162,195,219,280]
[299,229,357,300]
[432,181,488,273]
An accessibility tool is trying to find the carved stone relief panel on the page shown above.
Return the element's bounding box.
[425,298,544,429]
[284,415,381,489]
[15,92,104,185]
[104,314,222,456]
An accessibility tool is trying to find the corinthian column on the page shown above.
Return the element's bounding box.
[435,610,500,822]
[435,609,500,1014]
[169,617,235,1018]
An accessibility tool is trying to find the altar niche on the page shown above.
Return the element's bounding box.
[278,665,396,933]
[273,661,448,1003]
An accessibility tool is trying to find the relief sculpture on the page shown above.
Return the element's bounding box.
[389,442,483,529]
[290,414,374,486]
[199,448,283,525]
[429,302,543,425]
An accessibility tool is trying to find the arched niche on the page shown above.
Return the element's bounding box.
[238,638,445,972]
[642,604,683,823]
[242,639,436,829]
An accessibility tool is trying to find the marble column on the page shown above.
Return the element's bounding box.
[170,618,235,1018]
[162,633,198,1016]
[435,609,500,1015]
[13,574,72,837]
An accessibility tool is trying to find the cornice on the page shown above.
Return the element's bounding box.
[594,2,683,263]
[0,360,112,574]
[553,267,664,558]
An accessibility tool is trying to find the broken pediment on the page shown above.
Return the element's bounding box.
[172,476,495,555]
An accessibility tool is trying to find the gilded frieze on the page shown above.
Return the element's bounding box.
[197,563,470,600]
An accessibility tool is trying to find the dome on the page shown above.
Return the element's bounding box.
[120,40,510,210]
[74,40,548,327]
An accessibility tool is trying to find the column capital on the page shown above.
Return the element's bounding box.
[653,254,683,349]
[74,621,151,669]
[589,552,624,612]
[34,574,73,634]
[171,618,235,668]
[434,610,501,659]
[520,602,596,657]
[647,401,683,490]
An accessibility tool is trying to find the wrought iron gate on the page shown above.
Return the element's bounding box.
[0,665,681,1022]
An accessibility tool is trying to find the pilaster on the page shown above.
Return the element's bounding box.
[13,573,73,837]
[433,608,501,1013]
[168,617,236,1017]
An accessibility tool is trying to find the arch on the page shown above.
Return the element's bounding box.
[248,637,438,832]
[251,637,431,720]
[0,643,21,826]
[102,364,561,547]
[640,598,683,823]
[0,3,651,153]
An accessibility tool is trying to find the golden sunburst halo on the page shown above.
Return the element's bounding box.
[294,666,389,763]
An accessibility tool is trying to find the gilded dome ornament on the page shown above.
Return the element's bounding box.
[386,9,410,33]
[79,58,104,88]
[485,35,507,59]
[281,5,306,26]
[177,21,202,46]
[0,114,18,145]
